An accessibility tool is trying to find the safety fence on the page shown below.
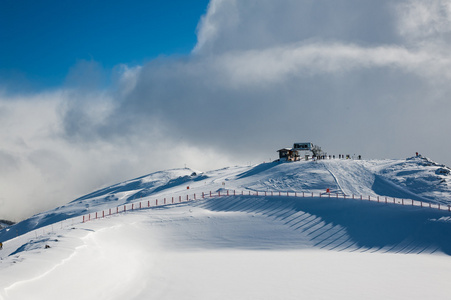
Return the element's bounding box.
[80,189,451,224]
[3,190,450,248]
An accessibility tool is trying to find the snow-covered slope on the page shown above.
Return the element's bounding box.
[2,156,450,243]
[1,156,451,299]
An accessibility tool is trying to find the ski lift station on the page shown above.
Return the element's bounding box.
[277,142,325,161]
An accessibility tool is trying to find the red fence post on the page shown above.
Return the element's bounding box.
[187,195,189,201]
[179,196,181,202]
[402,199,404,205]
[227,190,229,196]
[83,215,85,223]
[132,204,134,210]
[172,197,174,204]
[109,208,111,215]
[124,205,126,212]
[234,190,236,196]
[210,191,212,197]
[202,192,204,199]
[102,211,105,218]
[219,191,221,197]
[96,212,98,219]
[360,195,363,200]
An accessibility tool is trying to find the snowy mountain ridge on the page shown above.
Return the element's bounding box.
[1,156,450,243]
[1,156,451,300]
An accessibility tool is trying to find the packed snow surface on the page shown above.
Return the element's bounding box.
[1,156,451,299]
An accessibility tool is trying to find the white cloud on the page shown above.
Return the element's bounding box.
[397,0,451,42]
[3,0,451,221]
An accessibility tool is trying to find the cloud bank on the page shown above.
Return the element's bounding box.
[2,0,451,220]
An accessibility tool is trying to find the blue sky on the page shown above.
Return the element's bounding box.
[0,0,209,90]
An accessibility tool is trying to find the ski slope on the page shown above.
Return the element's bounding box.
[1,156,451,299]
